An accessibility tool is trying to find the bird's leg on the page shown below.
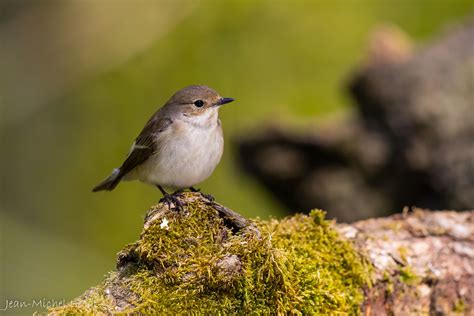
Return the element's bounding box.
[157,185,184,211]
[157,185,168,196]
[189,186,214,202]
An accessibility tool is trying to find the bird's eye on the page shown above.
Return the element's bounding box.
[193,100,204,107]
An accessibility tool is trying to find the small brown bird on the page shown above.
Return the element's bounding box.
[92,85,234,201]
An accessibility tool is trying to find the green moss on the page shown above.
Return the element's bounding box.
[453,298,466,313]
[398,267,419,285]
[397,246,409,264]
[50,193,372,315]
[382,272,394,296]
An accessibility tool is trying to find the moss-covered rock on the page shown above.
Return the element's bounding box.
[50,192,372,314]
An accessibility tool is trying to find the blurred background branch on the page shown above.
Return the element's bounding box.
[236,18,474,221]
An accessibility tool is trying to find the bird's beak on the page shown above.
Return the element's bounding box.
[216,97,235,106]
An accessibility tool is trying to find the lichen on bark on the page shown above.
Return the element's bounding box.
[50,192,372,314]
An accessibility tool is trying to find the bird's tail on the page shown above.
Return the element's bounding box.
[92,168,122,192]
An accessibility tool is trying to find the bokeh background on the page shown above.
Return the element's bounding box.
[1,0,472,313]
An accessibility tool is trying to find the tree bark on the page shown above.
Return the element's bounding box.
[343,208,474,315]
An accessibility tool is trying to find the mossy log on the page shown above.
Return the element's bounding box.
[50,193,474,315]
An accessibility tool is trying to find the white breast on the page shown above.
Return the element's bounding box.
[134,112,224,189]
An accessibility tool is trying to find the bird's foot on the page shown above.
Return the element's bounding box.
[160,193,185,211]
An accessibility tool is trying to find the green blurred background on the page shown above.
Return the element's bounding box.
[1,0,472,313]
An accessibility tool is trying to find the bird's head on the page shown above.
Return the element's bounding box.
[165,85,234,119]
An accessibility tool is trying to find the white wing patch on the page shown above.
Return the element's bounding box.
[133,144,149,149]
[126,141,149,158]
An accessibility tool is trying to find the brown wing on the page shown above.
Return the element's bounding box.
[92,116,172,192]
[117,116,173,178]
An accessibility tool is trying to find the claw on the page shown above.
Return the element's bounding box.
[160,194,185,211]
[156,185,185,211]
